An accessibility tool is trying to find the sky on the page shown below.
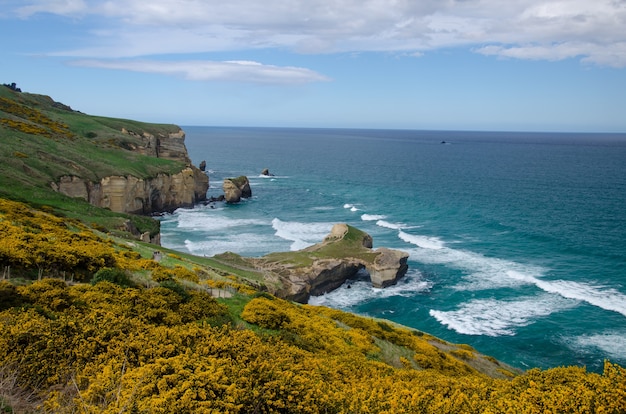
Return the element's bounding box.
[1,0,626,132]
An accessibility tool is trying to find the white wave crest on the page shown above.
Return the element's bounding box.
[175,210,267,232]
[430,294,578,337]
[184,233,278,257]
[403,230,626,317]
[344,203,359,211]
[272,218,334,251]
[361,214,387,221]
[400,232,545,291]
[376,220,404,230]
[399,230,445,250]
[532,278,626,318]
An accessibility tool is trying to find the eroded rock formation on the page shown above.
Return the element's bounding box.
[53,128,209,215]
[220,224,409,303]
[223,176,252,203]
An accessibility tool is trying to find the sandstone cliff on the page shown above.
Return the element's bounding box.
[53,128,208,215]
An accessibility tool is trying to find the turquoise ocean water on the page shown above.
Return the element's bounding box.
[160,127,626,372]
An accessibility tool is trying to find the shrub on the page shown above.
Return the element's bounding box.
[159,280,191,302]
[0,281,24,311]
[91,268,134,288]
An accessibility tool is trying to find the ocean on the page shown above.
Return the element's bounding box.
[159,127,626,373]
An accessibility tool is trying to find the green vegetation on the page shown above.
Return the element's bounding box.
[1,85,625,412]
[0,85,185,235]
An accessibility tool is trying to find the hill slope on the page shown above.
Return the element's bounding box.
[0,84,206,237]
[1,86,625,413]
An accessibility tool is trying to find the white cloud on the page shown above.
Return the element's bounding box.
[70,59,331,84]
[14,0,87,18]
[9,0,626,67]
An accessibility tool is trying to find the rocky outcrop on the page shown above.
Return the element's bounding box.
[223,176,252,203]
[369,247,409,288]
[261,168,274,176]
[122,128,190,163]
[236,224,409,303]
[53,127,209,215]
[55,167,208,215]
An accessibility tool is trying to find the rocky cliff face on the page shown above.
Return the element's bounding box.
[122,128,191,163]
[53,128,209,215]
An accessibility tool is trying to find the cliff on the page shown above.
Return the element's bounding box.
[52,128,208,215]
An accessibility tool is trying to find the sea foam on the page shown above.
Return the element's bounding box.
[429,294,578,336]
[399,230,545,291]
[565,331,626,363]
[272,218,334,251]
[308,269,432,308]
[361,214,387,221]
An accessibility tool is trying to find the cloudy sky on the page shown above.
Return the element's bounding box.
[2,0,625,132]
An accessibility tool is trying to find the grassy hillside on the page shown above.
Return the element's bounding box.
[1,197,625,413]
[0,85,186,235]
[1,86,625,413]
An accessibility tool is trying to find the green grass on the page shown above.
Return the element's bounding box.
[0,85,187,234]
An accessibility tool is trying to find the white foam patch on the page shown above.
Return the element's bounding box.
[531,279,626,318]
[311,206,336,211]
[361,214,387,221]
[400,231,545,291]
[402,230,626,318]
[308,270,432,308]
[344,203,359,211]
[272,218,334,251]
[399,231,445,250]
[566,331,626,363]
[184,233,276,257]
[175,210,267,232]
[430,294,578,337]
[377,220,404,230]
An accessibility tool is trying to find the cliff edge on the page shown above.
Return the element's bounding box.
[53,128,208,214]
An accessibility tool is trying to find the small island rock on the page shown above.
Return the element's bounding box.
[223,176,252,203]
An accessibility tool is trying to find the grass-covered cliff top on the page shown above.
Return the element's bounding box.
[0,85,188,235]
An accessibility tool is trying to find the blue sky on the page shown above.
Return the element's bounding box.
[1,0,625,132]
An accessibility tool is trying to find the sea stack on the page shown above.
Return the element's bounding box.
[223,176,252,203]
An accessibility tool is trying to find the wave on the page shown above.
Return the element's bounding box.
[564,330,626,363]
[343,203,359,212]
[530,278,626,318]
[399,230,545,290]
[175,210,268,232]
[399,230,446,250]
[183,233,282,257]
[376,220,404,230]
[361,214,387,221]
[429,294,578,336]
[401,230,626,319]
[272,218,334,251]
[308,269,432,308]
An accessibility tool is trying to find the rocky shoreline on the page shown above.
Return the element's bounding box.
[215,223,409,303]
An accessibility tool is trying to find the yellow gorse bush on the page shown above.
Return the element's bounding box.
[0,197,625,413]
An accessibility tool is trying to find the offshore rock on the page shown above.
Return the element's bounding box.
[223,176,252,203]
